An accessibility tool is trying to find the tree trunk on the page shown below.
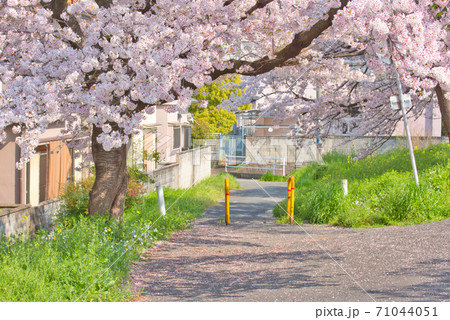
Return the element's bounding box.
[436,84,450,137]
[88,125,129,220]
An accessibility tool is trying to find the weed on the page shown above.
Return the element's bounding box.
[275,143,450,227]
[0,173,239,301]
[260,171,288,182]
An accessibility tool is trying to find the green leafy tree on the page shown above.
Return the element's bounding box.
[190,76,251,139]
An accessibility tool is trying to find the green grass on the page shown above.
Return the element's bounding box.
[0,173,239,301]
[274,143,450,228]
[260,171,288,182]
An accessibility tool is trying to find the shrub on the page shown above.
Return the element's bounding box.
[125,177,146,209]
[260,171,288,182]
[127,166,150,184]
[59,167,149,221]
[59,176,93,221]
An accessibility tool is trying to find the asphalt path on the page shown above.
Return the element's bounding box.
[132,179,450,302]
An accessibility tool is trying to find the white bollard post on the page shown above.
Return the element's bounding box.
[156,184,166,216]
[282,158,285,176]
[341,179,348,196]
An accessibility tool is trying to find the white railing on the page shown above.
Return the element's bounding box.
[224,155,285,176]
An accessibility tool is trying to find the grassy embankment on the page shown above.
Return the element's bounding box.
[260,171,289,182]
[0,173,238,301]
[272,143,450,227]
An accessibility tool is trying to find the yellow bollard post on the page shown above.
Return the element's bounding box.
[225,176,230,225]
[290,176,295,224]
[286,176,292,220]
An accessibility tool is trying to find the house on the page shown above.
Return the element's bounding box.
[0,122,79,207]
[0,103,192,207]
[127,103,192,172]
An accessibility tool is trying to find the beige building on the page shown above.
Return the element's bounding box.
[0,122,75,207]
[128,103,192,172]
[1,104,193,207]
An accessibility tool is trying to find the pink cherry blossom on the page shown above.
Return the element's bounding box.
[0,0,448,169]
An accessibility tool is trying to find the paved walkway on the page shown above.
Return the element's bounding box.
[131,179,450,302]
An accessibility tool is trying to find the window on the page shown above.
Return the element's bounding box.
[173,127,181,149]
[184,126,191,149]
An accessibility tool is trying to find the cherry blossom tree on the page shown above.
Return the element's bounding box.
[222,43,438,155]
[0,0,448,218]
[331,0,449,137]
[223,0,449,151]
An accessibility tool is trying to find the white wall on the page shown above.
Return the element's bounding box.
[147,146,211,190]
[245,135,448,167]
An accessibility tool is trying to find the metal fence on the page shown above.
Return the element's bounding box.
[218,134,245,163]
[224,155,286,175]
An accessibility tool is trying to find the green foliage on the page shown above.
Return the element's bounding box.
[274,143,450,228]
[143,150,161,168]
[0,173,239,301]
[58,177,94,221]
[58,166,149,222]
[192,107,236,139]
[0,216,131,302]
[190,75,251,139]
[128,166,150,184]
[430,2,448,20]
[190,116,213,140]
[260,171,288,182]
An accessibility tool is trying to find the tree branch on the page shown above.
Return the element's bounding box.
[139,0,157,14]
[224,0,237,6]
[210,0,350,80]
[45,0,84,48]
[245,0,275,16]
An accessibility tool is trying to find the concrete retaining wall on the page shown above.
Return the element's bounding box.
[150,163,179,189]
[0,199,61,238]
[245,136,449,167]
[193,138,220,162]
[147,146,211,190]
